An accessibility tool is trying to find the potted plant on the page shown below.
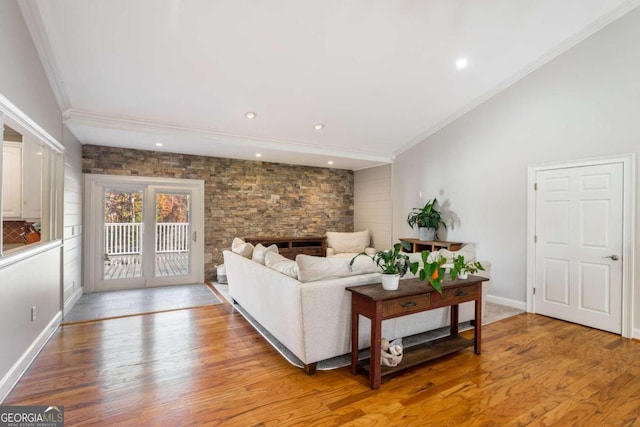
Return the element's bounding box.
[449,255,485,280]
[406,198,447,241]
[417,250,447,294]
[350,241,419,290]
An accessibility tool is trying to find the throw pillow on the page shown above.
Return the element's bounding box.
[439,244,477,263]
[349,254,379,275]
[296,255,351,282]
[326,230,371,254]
[231,237,254,259]
[265,251,298,279]
[296,254,378,283]
[252,243,279,265]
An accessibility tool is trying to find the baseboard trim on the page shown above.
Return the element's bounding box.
[0,311,61,403]
[633,328,640,340]
[63,287,83,318]
[486,295,526,311]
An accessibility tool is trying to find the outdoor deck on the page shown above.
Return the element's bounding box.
[104,253,189,280]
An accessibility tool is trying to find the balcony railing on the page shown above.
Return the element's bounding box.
[104,222,189,255]
[156,223,190,253]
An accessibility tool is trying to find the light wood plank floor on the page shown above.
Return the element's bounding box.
[5,300,640,426]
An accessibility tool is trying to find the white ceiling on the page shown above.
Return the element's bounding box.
[21,0,639,170]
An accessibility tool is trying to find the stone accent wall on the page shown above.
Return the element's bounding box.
[82,145,354,280]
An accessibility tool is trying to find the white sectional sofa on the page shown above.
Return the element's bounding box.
[223,244,491,374]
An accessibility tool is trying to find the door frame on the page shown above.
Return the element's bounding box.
[84,174,205,292]
[526,153,636,338]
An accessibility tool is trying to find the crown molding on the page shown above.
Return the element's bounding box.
[18,0,71,111]
[394,0,640,157]
[63,109,392,163]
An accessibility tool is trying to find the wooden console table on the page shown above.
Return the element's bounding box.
[398,238,463,253]
[244,236,326,259]
[347,276,488,389]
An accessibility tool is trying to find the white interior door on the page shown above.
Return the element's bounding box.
[85,175,205,292]
[534,163,623,333]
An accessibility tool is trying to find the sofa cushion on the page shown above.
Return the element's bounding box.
[231,237,254,258]
[326,230,370,254]
[252,243,279,265]
[296,254,378,283]
[265,251,298,278]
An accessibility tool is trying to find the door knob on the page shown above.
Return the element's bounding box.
[603,255,619,261]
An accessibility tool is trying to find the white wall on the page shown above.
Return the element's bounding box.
[0,0,64,400]
[354,164,393,250]
[393,7,640,323]
[0,1,61,142]
[62,127,83,314]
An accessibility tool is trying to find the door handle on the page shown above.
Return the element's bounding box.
[603,255,619,261]
[192,231,197,242]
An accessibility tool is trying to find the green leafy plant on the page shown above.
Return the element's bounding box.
[449,255,485,280]
[417,250,446,294]
[406,198,447,231]
[350,241,419,277]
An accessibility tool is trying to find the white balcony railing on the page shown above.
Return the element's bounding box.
[104,222,189,255]
[156,223,190,253]
[104,223,141,255]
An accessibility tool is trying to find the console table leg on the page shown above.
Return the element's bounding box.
[450,304,459,335]
[370,305,383,390]
[350,303,359,375]
[475,292,482,354]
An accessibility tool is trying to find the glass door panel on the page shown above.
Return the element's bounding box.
[103,188,144,281]
[154,191,191,278]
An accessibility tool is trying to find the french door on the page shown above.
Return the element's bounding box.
[85,175,204,292]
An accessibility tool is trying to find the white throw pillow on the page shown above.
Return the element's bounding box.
[296,255,351,282]
[265,251,298,279]
[296,254,378,283]
[349,254,379,275]
[439,244,477,263]
[231,237,254,259]
[252,243,279,265]
[326,230,371,254]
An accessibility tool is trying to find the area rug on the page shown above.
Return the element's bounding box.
[213,282,524,370]
[64,284,222,323]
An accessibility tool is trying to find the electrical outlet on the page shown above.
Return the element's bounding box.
[31,306,36,322]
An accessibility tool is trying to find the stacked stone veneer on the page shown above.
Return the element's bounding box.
[82,145,354,280]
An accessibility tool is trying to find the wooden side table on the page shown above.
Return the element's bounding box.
[243,236,326,259]
[398,238,463,253]
[347,276,488,390]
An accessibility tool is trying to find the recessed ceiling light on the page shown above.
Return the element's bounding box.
[155,142,163,147]
[245,112,257,119]
[455,57,468,70]
[255,153,262,158]
[314,124,324,130]
[327,161,334,165]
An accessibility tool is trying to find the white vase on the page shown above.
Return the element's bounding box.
[381,274,400,291]
[418,227,436,241]
[458,271,469,280]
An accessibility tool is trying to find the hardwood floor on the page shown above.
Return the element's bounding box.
[5,299,640,426]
